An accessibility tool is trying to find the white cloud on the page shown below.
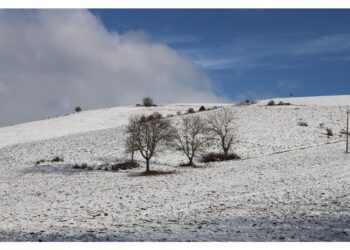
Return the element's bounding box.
[0,10,223,127]
[180,33,350,72]
[194,58,241,70]
[293,34,350,56]
[193,57,271,70]
[0,80,9,95]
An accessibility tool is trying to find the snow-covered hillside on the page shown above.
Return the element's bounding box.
[258,95,350,107]
[0,96,349,241]
[0,104,223,149]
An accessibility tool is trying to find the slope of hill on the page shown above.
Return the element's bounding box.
[0,95,349,241]
[258,95,350,106]
[0,104,222,149]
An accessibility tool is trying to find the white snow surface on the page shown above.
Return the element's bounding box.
[0,104,224,149]
[0,96,350,241]
[258,95,350,107]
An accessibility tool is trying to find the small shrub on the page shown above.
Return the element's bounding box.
[207,106,218,110]
[298,122,308,127]
[167,114,174,117]
[199,106,206,112]
[237,99,257,106]
[176,111,181,116]
[35,156,63,165]
[201,152,240,163]
[142,97,155,107]
[187,108,195,114]
[267,100,275,106]
[73,164,81,169]
[326,128,333,137]
[139,112,163,122]
[145,112,162,121]
[111,161,140,171]
[136,103,141,107]
[278,101,291,106]
[51,156,64,162]
[72,163,94,170]
[75,107,82,112]
[35,159,45,165]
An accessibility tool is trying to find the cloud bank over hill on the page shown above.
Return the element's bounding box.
[0,10,222,126]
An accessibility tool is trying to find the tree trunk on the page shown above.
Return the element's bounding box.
[146,158,150,173]
[189,157,193,166]
[221,138,227,159]
[131,151,134,163]
[223,148,228,160]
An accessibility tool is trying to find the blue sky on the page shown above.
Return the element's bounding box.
[1,9,350,126]
[92,9,350,100]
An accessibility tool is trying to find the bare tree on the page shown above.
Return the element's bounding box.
[206,108,235,160]
[176,116,208,166]
[125,116,139,162]
[126,113,175,172]
[142,97,155,107]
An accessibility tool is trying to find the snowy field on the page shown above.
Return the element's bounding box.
[258,95,350,107]
[0,96,350,241]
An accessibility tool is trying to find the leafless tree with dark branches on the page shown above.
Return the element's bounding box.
[176,115,208,166]
[206,108,235,160]
[125,116,139,163]
[125,113,175,172]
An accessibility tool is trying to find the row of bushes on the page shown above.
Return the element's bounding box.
[187,105,206,114]
[267,100,291,106]
[72,161,140,172]
[297,121,334,137]
[35,156,63,165]
[136,97,216,115]
[236,99,257,106]
[72,98,292,115]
